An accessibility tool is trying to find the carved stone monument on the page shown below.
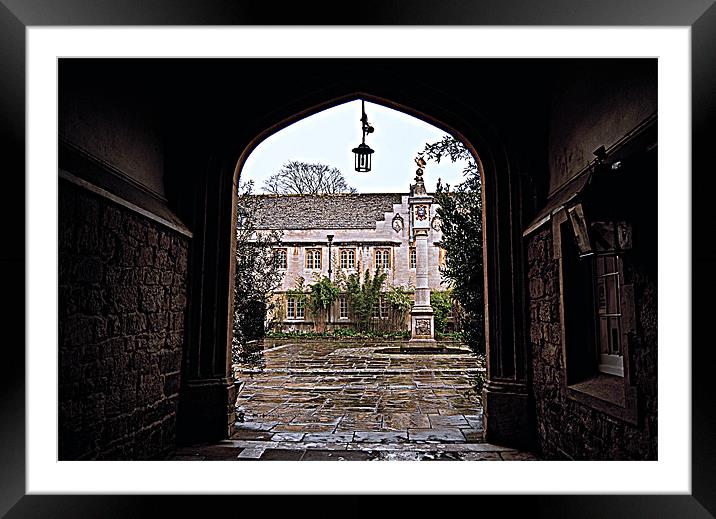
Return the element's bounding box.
[408,155,437,346]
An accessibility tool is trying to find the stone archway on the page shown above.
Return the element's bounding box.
[176,82,534,451]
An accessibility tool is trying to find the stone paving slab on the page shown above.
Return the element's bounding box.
[303,432,355,443]
[408,428,467,442]
[461,429,485,442]
[428,414,470,428]
[231,429,276,441]
[237,447,266,459]
[169,441,525,460]
[259,449,305,461]
[353,431,408,443]
[301,450,375,461]
[270,432,305,442]
[167,340,538,461]
[499,451,540,460]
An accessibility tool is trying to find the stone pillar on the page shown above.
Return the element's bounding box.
[410,228,436,344]
[176,157,237,446]
[408,155,437,346]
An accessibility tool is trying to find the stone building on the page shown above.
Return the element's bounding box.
[247,192,448,332]
[57,58,658,460]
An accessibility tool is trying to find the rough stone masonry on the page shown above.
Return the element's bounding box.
[58,181,189,460]
[527,227,657,460]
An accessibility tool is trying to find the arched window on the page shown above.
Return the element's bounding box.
[375,248,390,270]
[340,249,355,269]
[274,248,287,269]
[305,248,322,269]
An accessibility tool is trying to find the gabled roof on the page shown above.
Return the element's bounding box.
[244,193,405,230]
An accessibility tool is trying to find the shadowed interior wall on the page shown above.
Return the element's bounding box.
[547,59,657,194]
[58,61,191,460]
[58,182,189,459]
[59,61,166,199]
[527,59,657,459]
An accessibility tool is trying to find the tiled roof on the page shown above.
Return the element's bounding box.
[244,193,404,230]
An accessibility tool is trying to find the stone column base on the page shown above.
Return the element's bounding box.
[482,381,535,450]
[409,306,437,345]
[177,377,237,445]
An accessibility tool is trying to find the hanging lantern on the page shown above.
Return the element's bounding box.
[352,100,375,172]
[352,143,374,172]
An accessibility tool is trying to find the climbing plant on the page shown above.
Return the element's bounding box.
[343,268,387,332]
[307,274,340,332]
[285,276,309,305]
[385,284,412,332]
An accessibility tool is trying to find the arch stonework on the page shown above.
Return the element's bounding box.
[176,85,535,449]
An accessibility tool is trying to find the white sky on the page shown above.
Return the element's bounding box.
[241,99,470,193]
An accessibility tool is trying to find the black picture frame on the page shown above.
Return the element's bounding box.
[1,1,712,515]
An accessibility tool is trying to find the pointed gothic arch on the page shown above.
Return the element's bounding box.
[177,84,534,450]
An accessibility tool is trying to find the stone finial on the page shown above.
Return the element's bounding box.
[413,154,427,196]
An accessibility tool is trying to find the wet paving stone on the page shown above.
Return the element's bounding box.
[302,450,376,461]
[270,432,305,442]
[303,432,354,443]
[237,447,266,459]
[457,452,502,461]
[408,428,467,442]
[382,413,431,430]
[166,339,538,461]
[500,451,540,461]
[428,414,470,428]
[460,429,485,442]
[354,431,408,443]
[259,449,305,461]
[272,423,336,433]
[231,429,276,441]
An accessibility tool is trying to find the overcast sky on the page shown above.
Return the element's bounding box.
[240,99,471,194]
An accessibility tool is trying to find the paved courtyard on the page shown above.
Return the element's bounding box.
[170,339,538,461]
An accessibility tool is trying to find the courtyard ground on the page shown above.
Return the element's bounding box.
[170,339,538,461]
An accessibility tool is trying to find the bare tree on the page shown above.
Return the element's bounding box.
[262,161,357,194]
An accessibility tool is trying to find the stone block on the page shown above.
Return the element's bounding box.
[163,372,181,397]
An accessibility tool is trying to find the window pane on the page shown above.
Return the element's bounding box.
[606,276,619,314]
[287,298,295,319]
[608,317,621,354]
[597,279,607,313]
[339,296,348,319]
[593,254,624,360]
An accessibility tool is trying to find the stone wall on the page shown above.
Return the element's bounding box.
[58,181,189,460]
[527,226,657,460]
[262,195,446,293]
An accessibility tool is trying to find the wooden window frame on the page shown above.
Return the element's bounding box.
[340,248,356,270]
[339,296,349,319]
[554,213,638,425]
[286,296,305,320]
[305,248,322,270]
[374,248,391,270]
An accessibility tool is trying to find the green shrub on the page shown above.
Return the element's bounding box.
[430,289,453,334]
